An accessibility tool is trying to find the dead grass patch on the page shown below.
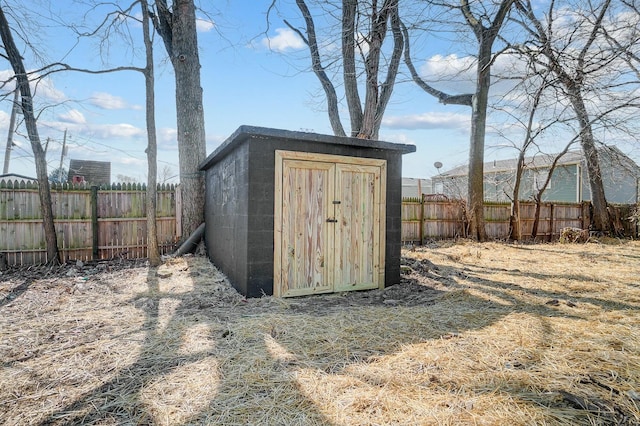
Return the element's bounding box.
[1,242,639,425]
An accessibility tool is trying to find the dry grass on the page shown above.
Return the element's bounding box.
[1,241,639,425]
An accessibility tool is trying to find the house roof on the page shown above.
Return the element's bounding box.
[0,173,38,182]
[68,159,111,185]
[435,146,638,178]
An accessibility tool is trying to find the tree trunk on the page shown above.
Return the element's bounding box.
[342,0,362,136]
[358,0,399,140]
[294,0,400,140]
[141,0,161,266]
[463,0,513,241]
[0,6,60,264]
[467,37,492,241]
[154,0,206,239]
[567,87,611,232]
[373,2,403,140]
[515,0,612,233]
[531,195,542,239]
[509,152,526,241]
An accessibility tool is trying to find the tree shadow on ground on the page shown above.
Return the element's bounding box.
[510,242,640,262]
[437,256,640,313]
[31,253,637,425]
[0,279,32,308]
[35,259,333,425]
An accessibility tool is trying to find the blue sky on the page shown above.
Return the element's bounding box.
[1,0,638,183]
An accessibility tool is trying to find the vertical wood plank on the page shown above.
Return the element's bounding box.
[334,163,382,292]
[273,151,386,297]
[0,182,178,266]
[175,184,182,240]
[91,186,99,260]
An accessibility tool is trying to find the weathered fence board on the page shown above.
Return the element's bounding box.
[0,180,179,266]
[402,196,637,242]
[424,200,465,239]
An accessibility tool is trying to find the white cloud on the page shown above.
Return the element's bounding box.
[380,132,416,146]
[120,157,146,166]
[58,109,86,124]
[0,69,14,85]
[383,112,470,130]
[196,18,215,32]
[33,77,66,103]
[355,32,370,56]
[418,52,531,98]
[157,127,177,149]
[421,54,476,82]
[0,69,66,103]
[0,110,9,128]
[90,123,145,139]
[89,92,141,110]
[262,28,305,52]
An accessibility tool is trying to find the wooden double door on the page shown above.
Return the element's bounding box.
[274,150,387,297]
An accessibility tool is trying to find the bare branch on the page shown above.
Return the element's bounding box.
[376,4,403,128]
[400,20,473,106]
[293,0,346,137]
[153,0,173,58]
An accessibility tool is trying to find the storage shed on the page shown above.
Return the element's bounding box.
[199,126,416,298]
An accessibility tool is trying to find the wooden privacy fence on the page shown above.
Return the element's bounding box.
[0,180,180,266]
[402,195,639,243]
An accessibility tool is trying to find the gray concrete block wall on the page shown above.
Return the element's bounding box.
[203,142,250,295]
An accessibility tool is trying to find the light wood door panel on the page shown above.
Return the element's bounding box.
[276,159,334,297]
[334,163,381,292]
[275,151,386,297]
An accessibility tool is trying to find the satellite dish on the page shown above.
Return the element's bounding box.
[434,161,443,170]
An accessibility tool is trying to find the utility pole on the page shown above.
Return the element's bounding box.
[58,129,67,172]
[2,88,19,174]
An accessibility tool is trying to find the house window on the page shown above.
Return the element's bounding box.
[533,170,552,191]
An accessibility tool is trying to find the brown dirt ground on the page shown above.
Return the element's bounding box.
[1,240,639,425]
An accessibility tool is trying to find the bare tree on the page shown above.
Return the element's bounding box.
[33,1,167,264]
[152,0,207,240]
[513,0,623,233]
[593,0,640,80]
[530,140,576,239]
[507,78,546,241]
[494,65,563,240]
[0,5,60,263]
[141,0,161,266]
[158,165,175,184]
[48,0,164,263]
[402,0,515,241]
[278,0,403,140]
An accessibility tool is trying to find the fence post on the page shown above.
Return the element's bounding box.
[582,202,590,230]
[175,184,182,241]
[548,203,555,242]
[91,186,99,260]
[419,194,425,245]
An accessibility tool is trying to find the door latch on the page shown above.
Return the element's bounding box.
[326,218,338,223]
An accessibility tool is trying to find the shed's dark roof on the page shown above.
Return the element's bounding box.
[199,125,416,170]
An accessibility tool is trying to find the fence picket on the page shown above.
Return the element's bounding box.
[0,181,179,266]
[401,198,638,243]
